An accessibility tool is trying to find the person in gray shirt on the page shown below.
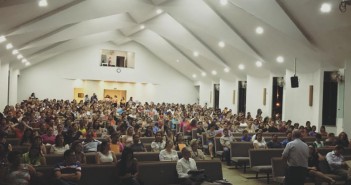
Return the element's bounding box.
[282,129,309,185]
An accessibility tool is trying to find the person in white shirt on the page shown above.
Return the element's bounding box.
[253,133,267,149]
[151,131,165,152]
[159,141,179,161]
[220,128,235,165]
[176,147,205,184]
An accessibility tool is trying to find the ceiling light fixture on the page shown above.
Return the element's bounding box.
[218,41,225,48]
[12,49,18,55]
[201,72,206,76]
[238,64,245,70]
[224,67,230,72]
[176,59,180,63]
[192,74,197,78]
[256,27,264,34]
[22,59,28,63]
[211,70,217,75]
[0,35,6,43]
[17,54,23,59]
[6,43,13,49]
[38,0,48,7]
[193,51,199,57]
[276,56,284,63]
[220,0,228,6]
[140,25,145,29]
[320,3,332,13]
[156,9,163,14]
[256,61,262,67]
[25,62,30,66]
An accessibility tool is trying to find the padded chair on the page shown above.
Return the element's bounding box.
[230,142,253,173]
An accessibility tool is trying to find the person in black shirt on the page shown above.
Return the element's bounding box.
[267,134,283,148]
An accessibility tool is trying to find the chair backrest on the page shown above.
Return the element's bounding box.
[249,148,284,167]
[230,142,253,158]
[271,157,287,178]
[214,137,223,152]
[201,133,208,146]
[140,137,155,144]
[192,129,198,140]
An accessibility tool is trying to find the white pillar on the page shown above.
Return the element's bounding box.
[0,61,10,110]
[9,69,19,106]
[342,60,351,135]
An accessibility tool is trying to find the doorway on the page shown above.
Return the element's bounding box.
[271,77,284,120]
[238,81,247,114]
[213,84,220,109]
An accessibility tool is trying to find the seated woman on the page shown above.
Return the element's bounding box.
[20,128,34,147]
[189,139,205,160]
[116,147,140,185]
[206,125,217,159]
[50,134,69,155]
[70,140,86,164]
[175,133,187,151]
[32,136,47,155]
[82,131,102,153]
[151,131,165,152]
[313,133,325,148]
[6,151,40,185]
[176,147,205,185]
[307,145,336,184]
[130,134,147,152]
[22,146,46,166]
[335,132,349,148]
[122,127,134,147]
[96,141,117,164]
[41,127,56,145]
[159,141,179,161]
[109,133,124,155]
[253,133,267,149]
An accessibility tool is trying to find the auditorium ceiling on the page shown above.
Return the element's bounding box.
[0,0,350,80]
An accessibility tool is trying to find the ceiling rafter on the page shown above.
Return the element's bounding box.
[203,0,264,62]
[5,0,86,36]
[275,0,316,47]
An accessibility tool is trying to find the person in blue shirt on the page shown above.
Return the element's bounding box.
[281,131,293,147]
[241,130,252,142]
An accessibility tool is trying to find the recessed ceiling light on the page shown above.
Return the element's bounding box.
[238,64,245,70]
[320,3,331,13]
[256,27,264,34]
[224,67,230,72]
[22,59,27,63]
[276,56,284,63]
[176,59,180,63]
[0,35,6,43]
[140,25,145,29]
[218,41,225,48]
[193,51,199,57]
[17,54,23,59]
[6,43,13,50]
[201,72,206,76]
[25,62,30,66]
[12,49,18,55]
[38,0,48,7]
[156,9,163,14]
[256,61,262,67]
[211,70,217,75]
[220,0,228,6]
[192,74,197,78]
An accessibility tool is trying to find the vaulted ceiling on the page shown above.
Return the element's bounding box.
[0,0,350,81]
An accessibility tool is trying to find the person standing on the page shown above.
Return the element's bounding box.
[282,129,309,185]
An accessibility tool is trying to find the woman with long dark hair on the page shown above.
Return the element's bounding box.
[116,147,140,185]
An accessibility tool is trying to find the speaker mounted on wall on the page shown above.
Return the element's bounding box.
[291,76,299,88]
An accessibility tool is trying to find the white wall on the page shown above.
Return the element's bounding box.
[198,81,212,107]
[9,69,19,106]
[246,75,270,118]
[342,60,351,136]
[0,61,9,110]
[283,69,320,126]
[219,79,237,112]
[18,42,198,104]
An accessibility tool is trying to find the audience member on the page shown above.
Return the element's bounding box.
[159,140,179,161]
[253,133,267,149]
[267,134,283,148]
[151,131,165,152]
[313,133,324,148]
[189,139,205,160]
[206,125,216,159]
[70,140,86,164]
[116,147,140,185]
[220,128,235,165]
[130,134,147,152]
[281,131,293,147]
[326,145,350,183]
[96,141,116,164]
[176,147,205,185]
[53,149,82,185]
[241,130,252,142]
[335,132,349,148]
[50,134,69,155]
[109,133,123,154]
[22,146,46,166]
[82,131,101,153]
[307,145,335,184]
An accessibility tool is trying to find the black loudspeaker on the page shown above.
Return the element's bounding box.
[291,76,299,88]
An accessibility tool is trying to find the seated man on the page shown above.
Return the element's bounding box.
[220,128,235,165]
[326,145,350,182]
[176,147,205,185]
[53,149,81,185]
[82,131,101,153]
[267,134,283,148]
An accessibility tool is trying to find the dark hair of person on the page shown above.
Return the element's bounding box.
[64,149,75,159]
[118,147,134,175]
[71,140,82,152]
[335,145,344,151]
[20,128,34,145]
[55,134,64,146]
[315,133,322,140]
[99,141,109,153]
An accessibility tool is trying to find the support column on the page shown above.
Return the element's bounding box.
[0,60,10,110]
[9,69,19,106]
[342,60,351,135]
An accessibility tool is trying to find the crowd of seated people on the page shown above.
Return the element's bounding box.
[1,96,351,184]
